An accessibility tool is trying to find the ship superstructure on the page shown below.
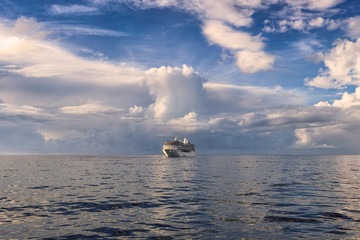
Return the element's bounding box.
[162,137,196,157]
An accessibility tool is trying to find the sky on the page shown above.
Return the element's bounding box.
[1,0,360,154]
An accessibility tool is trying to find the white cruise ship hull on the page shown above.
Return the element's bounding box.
[163,149,196,157]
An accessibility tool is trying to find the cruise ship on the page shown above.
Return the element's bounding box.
[162,137,196,157]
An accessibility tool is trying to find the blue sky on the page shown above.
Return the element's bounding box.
[1,0,360,154]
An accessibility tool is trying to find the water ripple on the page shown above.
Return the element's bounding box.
[1,155,360,239]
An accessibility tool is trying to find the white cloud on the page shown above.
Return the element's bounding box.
[0,101,50,124]
[332,87,360,108]
[202,20,263,51]
[345,16,360,39]
[60,102,124,115]
[307,0,345,10]
[285,0,345,10]
[129,105,145,116]
[167,112,204,131]
[124,0,178,8]
[202,20,274,73]
[309,17,325,28]
[293,39,322,57]
[314,101,331,107]
[264,17,339,32]
[294,128,311,146]
[326,18,342,30]
[49,4,99,15]
[236,50,275,74]
[263,0,345,32]
[190,2,275,73]
[291,19,306,31]
[294,128,336,148]
[0,17,143,86]
[0,17,48,39]
[49,24,128,37]
[0,103,44,115]
[266,15,360,41]
[145,65,205,120]
[183,0,257,27]
[306,38,360,89]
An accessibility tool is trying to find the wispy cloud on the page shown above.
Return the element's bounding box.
[202,20,263,51]
[0,17,141,86]
[285,0,346,10]
[262,0,345,32]
[49,4,99,15]
[60,102,124,115]
[48,23,129,37]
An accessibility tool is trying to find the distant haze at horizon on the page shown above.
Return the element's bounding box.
[1,0,360,154]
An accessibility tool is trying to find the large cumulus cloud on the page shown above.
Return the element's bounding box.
[145,65,205,120]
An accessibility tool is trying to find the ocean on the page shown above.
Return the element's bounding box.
[0,155,360,239]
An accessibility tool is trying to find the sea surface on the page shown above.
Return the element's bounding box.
[1,155,360,239]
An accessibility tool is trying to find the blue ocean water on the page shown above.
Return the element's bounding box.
[0,155,360,239]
